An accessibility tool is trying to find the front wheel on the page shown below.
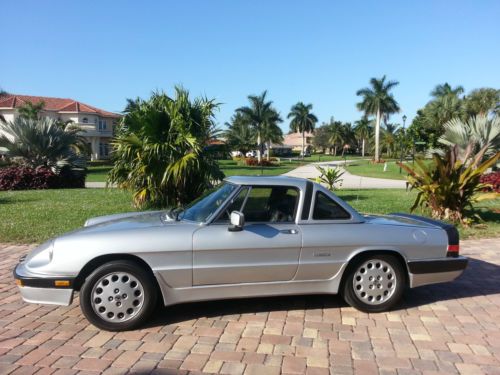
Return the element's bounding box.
[342,254,405,313]
[80,260,157,331]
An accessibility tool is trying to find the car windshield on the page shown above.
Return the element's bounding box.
[179,183,237,223]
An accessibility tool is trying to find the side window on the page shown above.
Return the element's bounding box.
[243,186,298,223]
[215,187,249,222]
[312,192,351,220]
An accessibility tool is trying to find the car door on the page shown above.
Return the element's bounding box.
[192,185,302,285]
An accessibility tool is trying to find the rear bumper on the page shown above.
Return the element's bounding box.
[13,263,74,306]
[408,256,468,288]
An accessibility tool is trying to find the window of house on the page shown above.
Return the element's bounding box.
[242,186,298,223]
[82,117,88,123]
[98,119,107,131]
[312,192,351,220]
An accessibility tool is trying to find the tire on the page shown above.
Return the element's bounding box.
[342,254,405,313]
[80,260,158,331]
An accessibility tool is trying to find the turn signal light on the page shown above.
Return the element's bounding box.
[54,280,70,287]
[15,279,23,287]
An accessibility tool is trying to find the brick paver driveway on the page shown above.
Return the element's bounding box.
[1,239,499,375]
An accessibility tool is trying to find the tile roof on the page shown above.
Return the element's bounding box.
[0,94,120,118]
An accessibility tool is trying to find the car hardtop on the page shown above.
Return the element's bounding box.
[224,175,365,224]
[225,175,309,189]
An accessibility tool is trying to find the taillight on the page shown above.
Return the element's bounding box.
[447,244,459,257]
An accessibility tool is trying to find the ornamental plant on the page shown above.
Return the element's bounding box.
[315,165,344,191]
[398,144,499,225]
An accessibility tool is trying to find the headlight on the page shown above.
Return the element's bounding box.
[25,240,54,269]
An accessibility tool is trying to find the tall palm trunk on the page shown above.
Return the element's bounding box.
[375,107,381,162]
[267,139,271,161]
[362,138,365,157]
[301,130,305,159]
[257,131,262,163]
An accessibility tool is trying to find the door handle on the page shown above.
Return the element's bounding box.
[281,229,299,234]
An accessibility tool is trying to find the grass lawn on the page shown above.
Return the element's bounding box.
[86,155,365,182]
[345,159,419,180]
[1,188,498,244]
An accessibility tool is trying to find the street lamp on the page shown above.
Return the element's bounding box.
[399,115,407,174]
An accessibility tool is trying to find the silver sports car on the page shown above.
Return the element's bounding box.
[14,176,467,331]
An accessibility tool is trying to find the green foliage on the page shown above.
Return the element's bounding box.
[463,88,500,117]
[356,75,400,162]
[288,102,318,157]
[236,91,282,162]
[315,165,344,191]
[108,87,224,209]
[0,117,87,175]
[438,115,500,160]
[399,145,500,225]
[18,101,46,121]
[224,113,256,155]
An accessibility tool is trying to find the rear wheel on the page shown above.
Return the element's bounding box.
[80,260,157,331]
[342,254,405,312]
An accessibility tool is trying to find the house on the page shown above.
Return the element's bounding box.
[283,131,314,152]
[0,94,121,160]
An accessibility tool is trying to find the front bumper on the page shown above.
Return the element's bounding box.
[13,262,74,306]
[407,256,468,288]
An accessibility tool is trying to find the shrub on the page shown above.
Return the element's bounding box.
[244,158,276,167]
[315,166,344,190]
[399,145,499,225]
[480,171,500,193]
[0,166,85,190]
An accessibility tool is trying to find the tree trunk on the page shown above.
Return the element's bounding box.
[362,138,365,157]
[375,107,381,162]
[267,140,271,161]
[301,130,305,159]
[257,132,262,163]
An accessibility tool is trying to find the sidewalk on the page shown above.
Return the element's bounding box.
[283,160,407,189]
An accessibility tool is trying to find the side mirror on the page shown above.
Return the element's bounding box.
[228,211,245,232]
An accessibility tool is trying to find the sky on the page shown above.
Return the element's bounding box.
[1,0,499,132]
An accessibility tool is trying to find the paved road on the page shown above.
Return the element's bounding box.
[1,238,499,374]
[283,160,407,189]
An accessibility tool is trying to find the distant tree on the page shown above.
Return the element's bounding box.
[224,112,255,156]
[430,83,465,99]
[237,91,279,163]
[18,101,46,121]
[327,119,345,156]
[261,112,283,160]
[288,102,318,159]
[354,116,373,157]
[356,75,400,162]
[381,123,397,157]
[463,88,500,117]
[312,124,331,153]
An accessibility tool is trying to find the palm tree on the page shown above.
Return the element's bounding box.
[288,102,318,159]
[261,111,283,160]
[327,119,344,156]
[464,88,500,117]
[109,87,224,208]
[237,91,279,163]
[356,75,400,162]
[430,83,465,98]
[381,123,397,157]
[18,101,46,120]
[0,117,87,169]
[438,115,500,160]
[341,122,356,156]
[354,116,372,157]
[224,112,256,156]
